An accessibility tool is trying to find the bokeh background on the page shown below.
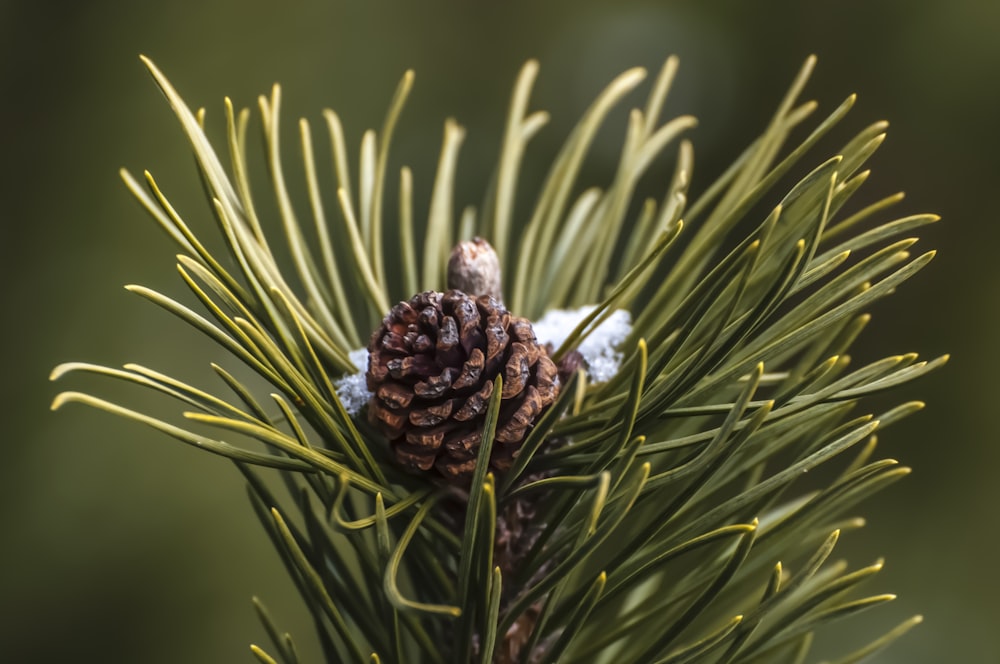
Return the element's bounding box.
[3,0,995,661]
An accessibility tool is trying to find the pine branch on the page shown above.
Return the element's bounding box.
[52,54,943,663]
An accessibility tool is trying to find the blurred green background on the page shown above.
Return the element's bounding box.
[3,0,995,661]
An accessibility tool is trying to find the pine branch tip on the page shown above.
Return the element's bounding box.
[521,59,540,77]
[624,66,648,81]
[49,363,75,381]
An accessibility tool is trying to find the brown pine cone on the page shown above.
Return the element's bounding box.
[366,290,559,481]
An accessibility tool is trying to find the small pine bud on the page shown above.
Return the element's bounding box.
[447,237,503,302]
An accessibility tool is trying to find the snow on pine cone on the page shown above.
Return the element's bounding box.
[366,290,560,481]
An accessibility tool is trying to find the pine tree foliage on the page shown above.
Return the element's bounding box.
[52,55,945,663]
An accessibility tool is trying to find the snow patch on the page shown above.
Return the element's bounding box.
[333,347,373,417]
[533,306,632,383]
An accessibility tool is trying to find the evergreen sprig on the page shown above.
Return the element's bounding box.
[52,54,944,663]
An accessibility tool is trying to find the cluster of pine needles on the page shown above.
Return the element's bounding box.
[52,54,944,663]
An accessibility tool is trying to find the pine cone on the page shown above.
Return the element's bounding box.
[366,290,559,481]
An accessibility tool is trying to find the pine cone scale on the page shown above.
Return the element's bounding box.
[453,379,493,422]
[453,348,485,390]
[376,383,413,409]
[408,399,455,427]
[405,425,451,447]
[501,343,531,398]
